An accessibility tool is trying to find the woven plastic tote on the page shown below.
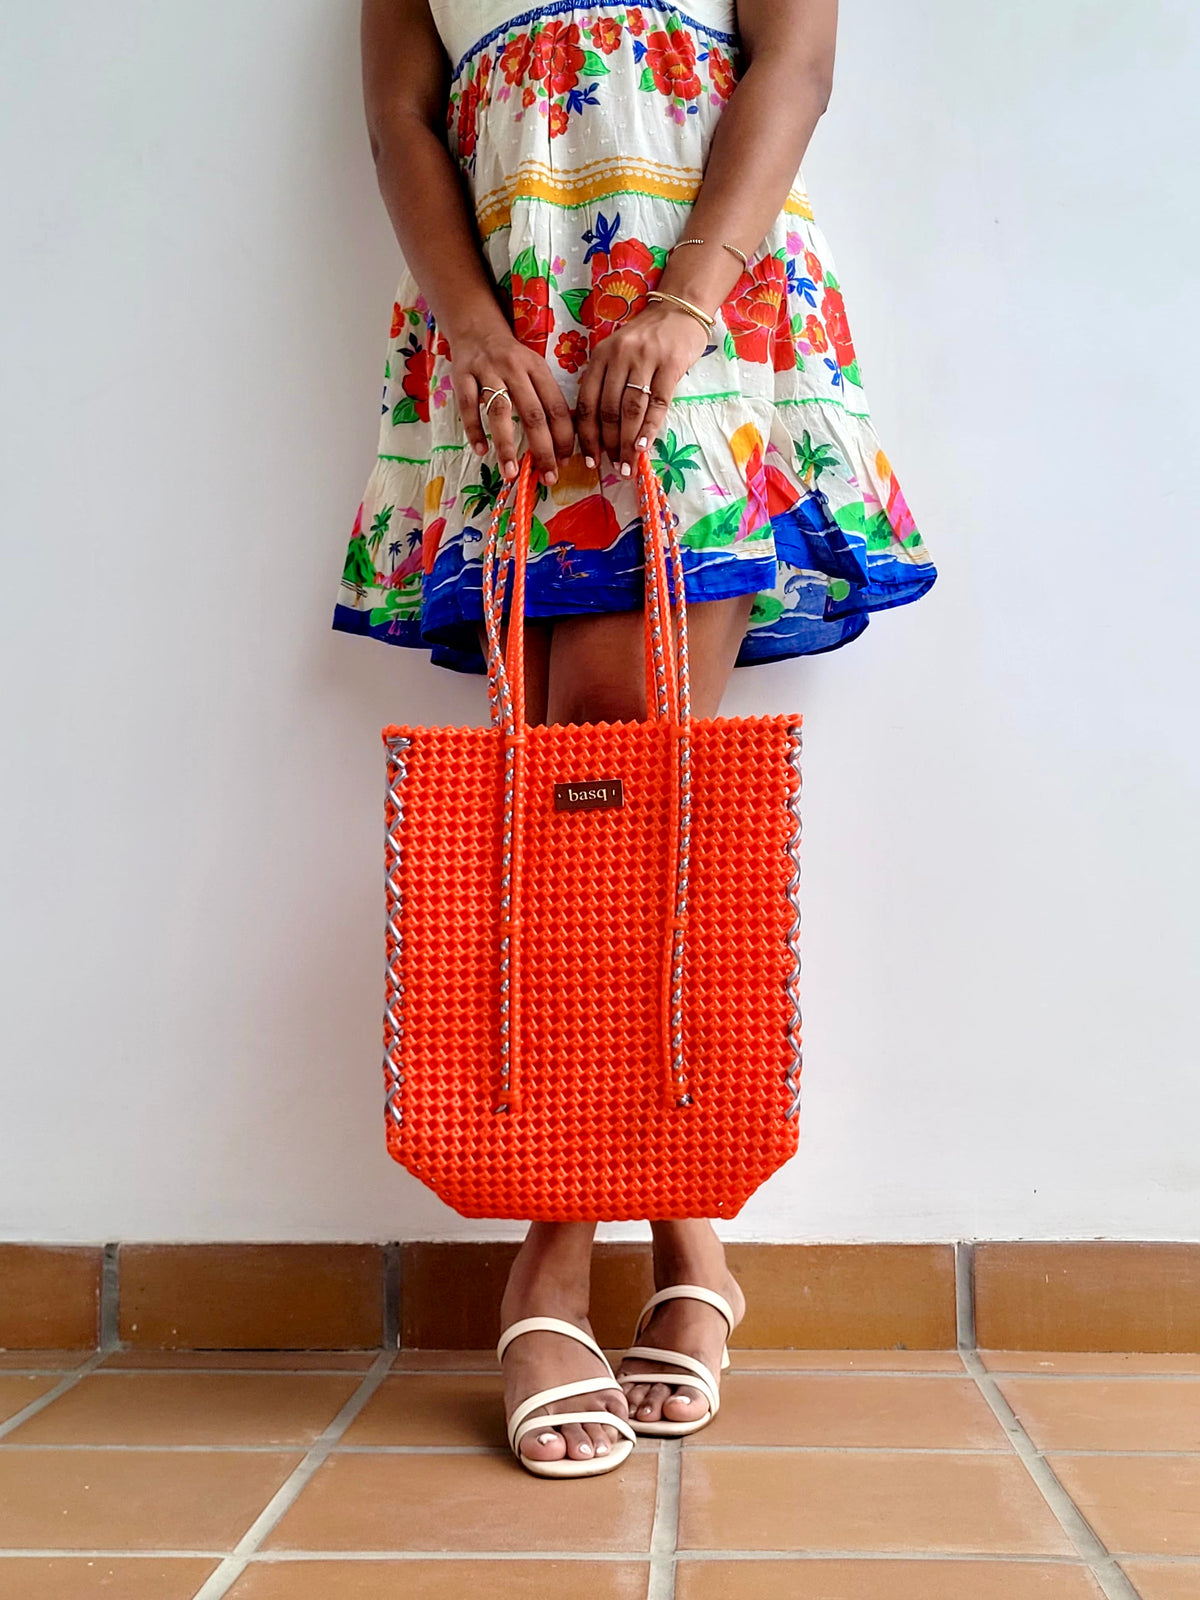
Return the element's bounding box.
[380,447,804,1221]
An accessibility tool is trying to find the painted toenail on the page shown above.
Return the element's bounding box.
[578,1442,592,1455]
[640,1404,654,1415]
[596,1442,609,1454]
[537,1432,558,1445]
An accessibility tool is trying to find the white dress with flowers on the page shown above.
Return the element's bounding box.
[332,0,937,673]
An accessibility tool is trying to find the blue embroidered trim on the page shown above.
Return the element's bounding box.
[450,2,739,83]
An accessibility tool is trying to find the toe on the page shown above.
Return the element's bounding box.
[519,1423,566,1462]
[636,1381,673,1422]
[663,1383,709,1423]
[622,1381,648,1414]
[584,1419,616,1455]
[559,1422,595,1460]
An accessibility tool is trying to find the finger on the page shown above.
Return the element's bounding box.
[456,371,487,458]
[528,363,577,464]
[574,347,605,468]
[482,381,519,481]
[598,357,631,470]
[507,370,558,482]
[634,381,672,457]
[618,375,654,473]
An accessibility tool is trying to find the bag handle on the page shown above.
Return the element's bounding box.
[479,449,695,1117]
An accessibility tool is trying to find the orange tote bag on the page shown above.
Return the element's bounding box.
[380,448,803,1221]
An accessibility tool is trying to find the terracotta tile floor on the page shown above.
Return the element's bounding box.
[0,1348,1198,1598]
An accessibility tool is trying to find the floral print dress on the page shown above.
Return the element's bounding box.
[332,0,937,674]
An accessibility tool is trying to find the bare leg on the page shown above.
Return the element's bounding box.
[475,589,756,1456]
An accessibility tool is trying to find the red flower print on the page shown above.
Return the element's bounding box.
[456,78,479,159]
[402,343,434,423]
[455,55,491,159]
[554,329,589,372]
[500,31,532,84]
[583,238,662,343]
[723,256,791,365]
[804,314,827,352]
[390,302,405,338]
[804,248,824,285]
[644,25,701,100]
[625,7,648,36]
[821,285,856,368]
[530,20,585,97]
[434,330,452,359]
[589,17,622,53]
[707,43,736,101]
[548,101,570,138]
[511,272,553,356]
[522,85,536,108]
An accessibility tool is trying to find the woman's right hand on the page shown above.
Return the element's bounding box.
[450,321,577,486]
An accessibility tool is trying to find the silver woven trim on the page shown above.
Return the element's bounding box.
[383,734,413,1128]
[783,722,804,1120]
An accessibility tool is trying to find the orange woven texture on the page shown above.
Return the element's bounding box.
[381,713,801,1220]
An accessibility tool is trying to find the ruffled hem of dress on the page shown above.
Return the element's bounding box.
[332,394,937,674]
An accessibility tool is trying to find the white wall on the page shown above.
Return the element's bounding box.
[2,0,1197,1244]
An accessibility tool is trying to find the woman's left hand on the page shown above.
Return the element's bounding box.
[574,302,711,476]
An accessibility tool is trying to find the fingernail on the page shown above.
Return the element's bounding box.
[584,454,595,468]
[504,462,517,479]
[621,462,631,477]
[474,441,487,455]
[636,436,647,449]
[544,471,557,485]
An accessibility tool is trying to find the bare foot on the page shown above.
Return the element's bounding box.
[499,1223,630,1466]
[618,1221,746,1426]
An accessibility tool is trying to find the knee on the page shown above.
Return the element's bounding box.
[551,681,646,727]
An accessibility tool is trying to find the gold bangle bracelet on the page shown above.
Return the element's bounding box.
[668,237,750,269]
[645,289,716,331]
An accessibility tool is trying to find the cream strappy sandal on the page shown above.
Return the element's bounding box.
[619,1285,736,1438]
[497,1316,638,1478]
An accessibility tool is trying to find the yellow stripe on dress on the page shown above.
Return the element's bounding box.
[474,158,815,239]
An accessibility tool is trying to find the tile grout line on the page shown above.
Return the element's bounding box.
[647,1437,682,1600]
[955,1239,976,1351]
[188,1349,396,1600]
[382,1242,403,1351]
[961,1349,1142,1600]
[100,1242,121,1352]
[0,1351,108,1442]
[1,1547,1167,1564]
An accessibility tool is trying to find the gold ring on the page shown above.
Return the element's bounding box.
[482,387,512,417]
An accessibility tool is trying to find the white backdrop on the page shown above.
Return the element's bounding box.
[2,1,1197,1244]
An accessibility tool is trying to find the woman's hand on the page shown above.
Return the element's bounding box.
[574,303,711,477]
[451,321,577,485]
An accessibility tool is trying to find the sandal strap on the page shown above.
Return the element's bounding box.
[633,1284,736,1342]
[508,1374,627,1447]
[497,1315,611,1370]
[511,1405,637,1449]
[620,1344,721,1413]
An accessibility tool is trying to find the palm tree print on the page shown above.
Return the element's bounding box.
[653,429,702,495]
[367,504,394,557]
[460,462,506,519]
[794,430,840,487]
